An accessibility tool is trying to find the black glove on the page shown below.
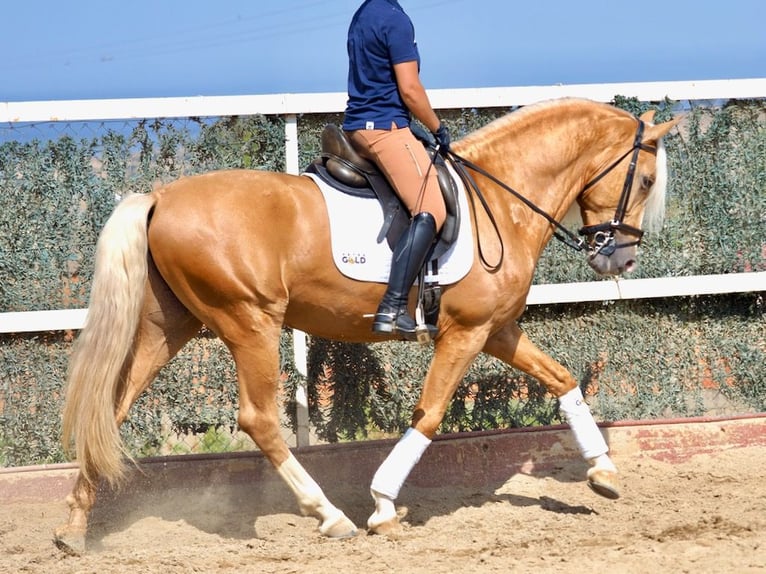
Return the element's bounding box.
[433,123,451,156]
[409,122,433,146]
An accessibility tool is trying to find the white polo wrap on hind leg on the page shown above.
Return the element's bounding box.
[370,427,432,500]
[558,387,609,460]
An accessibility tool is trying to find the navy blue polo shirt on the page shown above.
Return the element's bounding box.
[342,0,420,131]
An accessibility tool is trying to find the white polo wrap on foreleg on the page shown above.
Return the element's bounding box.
[370,427,432,500]
[558,387,609,460]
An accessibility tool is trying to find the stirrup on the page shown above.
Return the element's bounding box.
[413,305,437,344]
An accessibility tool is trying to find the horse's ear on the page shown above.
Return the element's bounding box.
[639,109,656,124]
[645,115,682,141]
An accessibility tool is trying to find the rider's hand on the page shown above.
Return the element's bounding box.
[433,123,451,156]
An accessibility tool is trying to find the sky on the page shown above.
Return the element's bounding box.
[1,0,764,102]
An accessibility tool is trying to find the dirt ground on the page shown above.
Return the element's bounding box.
[1,443,764,574]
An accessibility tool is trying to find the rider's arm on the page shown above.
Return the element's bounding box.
[393,61,441,134]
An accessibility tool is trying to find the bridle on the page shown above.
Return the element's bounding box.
[445,119,658,269]
[577,120,658,256]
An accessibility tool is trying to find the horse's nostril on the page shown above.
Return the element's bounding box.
[622,260,637,274]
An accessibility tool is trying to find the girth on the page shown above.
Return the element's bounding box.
[305,124,460,261]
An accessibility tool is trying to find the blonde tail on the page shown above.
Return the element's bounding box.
[61,192,157,486]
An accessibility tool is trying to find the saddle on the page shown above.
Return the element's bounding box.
[305,124,460,261]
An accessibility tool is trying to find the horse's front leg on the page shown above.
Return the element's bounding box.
[483,322,619,499]
[367,331,486,535]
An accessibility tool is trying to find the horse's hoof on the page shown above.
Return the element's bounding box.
[319,513,358,539]
[368,505,407,537]
[587,468,621,500]
[53,525,86,556]
[368,516,403,537]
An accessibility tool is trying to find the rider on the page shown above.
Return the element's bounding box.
[343,0,451,340]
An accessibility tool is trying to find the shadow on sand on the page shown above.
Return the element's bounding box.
[84,425,600,547]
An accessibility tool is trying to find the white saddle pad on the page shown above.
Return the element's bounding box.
[303,166,474,285]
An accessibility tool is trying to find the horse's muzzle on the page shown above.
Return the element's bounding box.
[586,239,638,276]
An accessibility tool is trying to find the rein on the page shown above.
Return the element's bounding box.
[448,151,584,271]
[441,119,657,266]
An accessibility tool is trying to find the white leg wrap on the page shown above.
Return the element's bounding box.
[370,427,431,500]
[558,387,609,460]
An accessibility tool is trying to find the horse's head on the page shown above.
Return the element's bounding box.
[576,109,679,276]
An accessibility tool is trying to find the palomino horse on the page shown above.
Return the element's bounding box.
[55,98,677,553]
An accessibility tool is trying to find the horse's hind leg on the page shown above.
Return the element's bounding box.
[54,261,202,555]
[223,315,357,538]
[482,322,620,499]
[114,262,203,420]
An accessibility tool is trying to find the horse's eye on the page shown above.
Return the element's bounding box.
[641,174,655,189]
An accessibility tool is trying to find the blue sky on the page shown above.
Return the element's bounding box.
[1,0,763,102]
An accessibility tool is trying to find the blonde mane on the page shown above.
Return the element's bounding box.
[643,135,668,233]
[458,97,634,150]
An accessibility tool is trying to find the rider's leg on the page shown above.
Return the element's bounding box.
[372,212,437,338]
[348,126,446,338]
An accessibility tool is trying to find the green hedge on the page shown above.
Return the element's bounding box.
[0,98,763,467]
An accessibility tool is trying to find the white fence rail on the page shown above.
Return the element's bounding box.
[2,272,764,335]
[4,78,766,122]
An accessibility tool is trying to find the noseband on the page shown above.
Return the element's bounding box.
[578,120,658,256]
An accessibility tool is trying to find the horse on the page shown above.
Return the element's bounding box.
[54,98,678,554]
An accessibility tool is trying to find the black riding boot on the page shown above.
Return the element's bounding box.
[372,212,438,340]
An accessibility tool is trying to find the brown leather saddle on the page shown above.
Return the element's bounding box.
[305,124,460,261]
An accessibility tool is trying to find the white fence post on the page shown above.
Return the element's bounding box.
[284,113,311,448]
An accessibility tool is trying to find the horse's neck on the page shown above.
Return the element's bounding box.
[458,116,592,236]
